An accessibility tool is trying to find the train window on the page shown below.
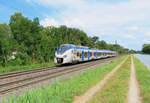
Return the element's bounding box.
[90,52,92,57]
[100,52,102,56]
[84,52,88,58]
[98,52,101,57]
[79,53,82,58]
[104,53,106,56]
[94,52,97,56]
[57,45,69,54]
[88,52,90,57]
[77,52,80,57]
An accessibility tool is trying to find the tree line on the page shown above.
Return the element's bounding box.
[142,44,150,54]
[0,12,130,67]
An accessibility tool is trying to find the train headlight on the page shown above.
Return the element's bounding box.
[63,55,67,58]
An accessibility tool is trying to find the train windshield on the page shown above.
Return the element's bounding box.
[57,45,69,54]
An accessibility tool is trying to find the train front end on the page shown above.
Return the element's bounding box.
[54,44,73,64]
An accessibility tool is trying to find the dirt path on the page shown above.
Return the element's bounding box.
[127,56,141,103]
[73,56,128,103]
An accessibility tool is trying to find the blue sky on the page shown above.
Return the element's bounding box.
[0,0,150,50]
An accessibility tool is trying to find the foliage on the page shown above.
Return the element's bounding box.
[142,44,150,54]
[2,56,126,103]
[0,23,13,66]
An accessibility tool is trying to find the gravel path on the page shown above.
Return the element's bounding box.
[127,56,142,103]
[73,56,128,103]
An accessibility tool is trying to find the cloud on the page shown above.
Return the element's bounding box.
[125,26,139,31]
[28,0,150,30]
[143,39,150,43]
[40,17,84,28]
[145,32,150,36]
[124,34,135,39]
[40,18,59,27]
[25,0,31,3]
[63,18,84,28]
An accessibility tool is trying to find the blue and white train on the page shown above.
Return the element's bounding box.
[54,44,117,64]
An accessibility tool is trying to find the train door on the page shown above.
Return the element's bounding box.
[88,51,90,60]
[82,50,84,61]
[96,51,98,59]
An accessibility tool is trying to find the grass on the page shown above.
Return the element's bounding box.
[0,62,56,74]
[2,56,127,103]
[87,55,131,103]
[134,56,150,103]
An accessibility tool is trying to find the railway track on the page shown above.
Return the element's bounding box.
[0,57,120,95]
[0,59,108,79]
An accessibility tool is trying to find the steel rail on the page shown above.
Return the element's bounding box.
[0,60,106,94]
[0,56,119,95]
[0,58,112,79]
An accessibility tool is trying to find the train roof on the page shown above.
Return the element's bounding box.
[60,44,116,53]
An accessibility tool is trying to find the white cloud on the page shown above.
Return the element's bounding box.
[124,34,135,39]
[29,0,150,30]
[143,39,150,43]
[36,0,149,35]
[40,17,84,28]
[145,32,150,36]
[25,0,31,3]
[64,18,84,28]
[27,0,150,25]
[40,18,59,27]
[125,26,139,31]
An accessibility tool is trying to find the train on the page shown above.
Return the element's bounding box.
[54,44,117,64]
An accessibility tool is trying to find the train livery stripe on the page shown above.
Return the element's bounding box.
[82,51,84,61]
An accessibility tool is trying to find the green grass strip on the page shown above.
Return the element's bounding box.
[2,56,126,103]
[134,56,150,103]
[0,62,56,74]
[87,56,131,103]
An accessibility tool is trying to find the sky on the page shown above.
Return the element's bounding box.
[0,0,150,50]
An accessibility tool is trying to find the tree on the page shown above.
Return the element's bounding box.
[0,23,12,66]
[142,44,150,54]
[9,12,43,63]
[96,40,108,49]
